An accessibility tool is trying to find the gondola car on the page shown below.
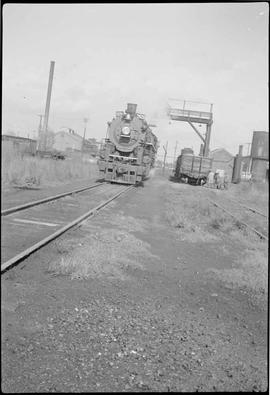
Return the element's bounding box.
[174,148,212,185]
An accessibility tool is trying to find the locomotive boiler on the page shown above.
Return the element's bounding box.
[98,103,158,184]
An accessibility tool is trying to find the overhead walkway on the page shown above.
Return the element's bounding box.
[167,99,213,157]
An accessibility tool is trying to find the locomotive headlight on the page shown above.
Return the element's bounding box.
[121,126,130,135]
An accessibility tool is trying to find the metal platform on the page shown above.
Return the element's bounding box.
[167,99,213,157]
[168,108,213,125]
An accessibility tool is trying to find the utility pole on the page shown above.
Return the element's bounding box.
[173,140,178,167]
[245,142,252,173]
[162,141,168,175]
[42,61,55,151]
[82,117,88,152]
[38,114,43,132]
[37,114,43,150]
[246,142,251,156]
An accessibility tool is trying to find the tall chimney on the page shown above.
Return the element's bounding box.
[42,61,55,150]
[232,144,243,183]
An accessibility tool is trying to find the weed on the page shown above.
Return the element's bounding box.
[209,218,221,229]
[48,228,158,280]
[209,249,268,303]
[2,145,98,188]
[164,182,267,245]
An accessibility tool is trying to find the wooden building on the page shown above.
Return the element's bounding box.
[53,128,99,157]
[53,128,83,152]
[2,134,37,156]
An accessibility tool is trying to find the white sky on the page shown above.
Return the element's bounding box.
[2,3,269,158]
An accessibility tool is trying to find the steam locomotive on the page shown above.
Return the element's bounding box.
[98,103,158,184]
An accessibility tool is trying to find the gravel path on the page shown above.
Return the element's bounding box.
[1,174,268,392]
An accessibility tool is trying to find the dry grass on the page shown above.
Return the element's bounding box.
[227,182,268,212]
[165,182,268,303]
[48,227,158,280]
[105,212,149,233]
[1,144,98,188]
[209,249,268,303]
[164,182,268,244]
[164,190,232,242]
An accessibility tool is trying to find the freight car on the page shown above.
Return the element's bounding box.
[98,103,158,184]
[174,148,212,185]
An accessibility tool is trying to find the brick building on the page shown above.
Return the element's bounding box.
[209,148,234,180]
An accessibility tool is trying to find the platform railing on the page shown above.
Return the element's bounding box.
[168,107,213,120]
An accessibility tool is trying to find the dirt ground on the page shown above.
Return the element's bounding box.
[1,172,268,392]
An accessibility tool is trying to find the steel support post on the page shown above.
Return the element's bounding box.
[203,122,212,157]
[187,121,205,143]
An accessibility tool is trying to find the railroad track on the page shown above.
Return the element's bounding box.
[229,199,267,219]
[207,195,268,241]
[1,181,103,216]
[1,183,133,273]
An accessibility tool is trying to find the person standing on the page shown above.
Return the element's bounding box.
[224,173,229,189]
[207,170,215,188]
[214,172,221,189]
[219,173,225,189]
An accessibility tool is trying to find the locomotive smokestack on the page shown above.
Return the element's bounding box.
[126,103,137,115]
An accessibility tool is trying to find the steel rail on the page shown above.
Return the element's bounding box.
[1,185,133,273]
[208,198,268,241]
[202,186,268,218]
[1,182,103,217]
[232,200,267,219]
